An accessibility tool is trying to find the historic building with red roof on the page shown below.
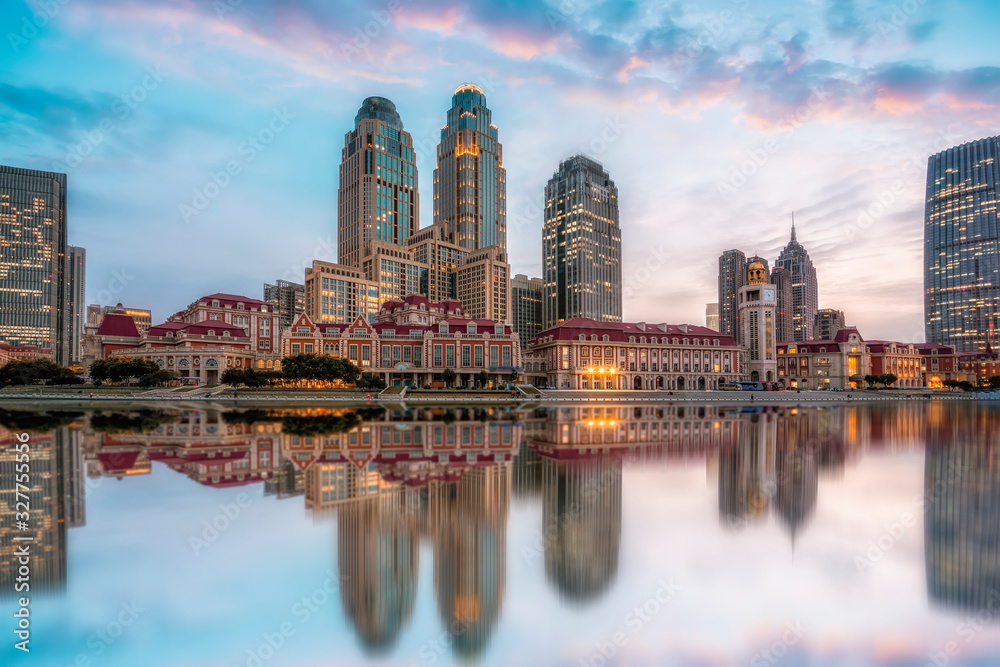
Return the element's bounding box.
[777,328,868,390]
[523,318,741,390]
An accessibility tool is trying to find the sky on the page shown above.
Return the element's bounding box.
[2,0,999,341]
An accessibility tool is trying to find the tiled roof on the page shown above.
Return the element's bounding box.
[96,311,141,338]
[531,317,736,346]
[199,293,269,308]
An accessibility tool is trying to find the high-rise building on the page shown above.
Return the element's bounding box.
[512,274,543,348]
[705,303,720,332]
[814,308,846,340]
[264,280,305,330]
[0,166,69,363]
[718,250,746,342]
[770,267,794,343]
[337,97,419,268]
[774,224,818,341]
[542,155,622,328]
[738,257,778,383]
[67,246,86,364]
[304,260,380,325]
[924,137,1000,352]
[433,84,506,252]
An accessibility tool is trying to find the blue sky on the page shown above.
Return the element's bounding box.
[2,0,999,340]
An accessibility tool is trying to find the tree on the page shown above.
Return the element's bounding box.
[943,379,960,390]
[880,373,898,388]
[958,380,975,392]
[89,357,158,385]
[220,368,246,388]
[476,370,490,388]
[441,368,456,388]
[863,374,879,389]
[356,373,386,390]
[986,376,1000,389]
[0,359,73,386]
[138,370,175,387]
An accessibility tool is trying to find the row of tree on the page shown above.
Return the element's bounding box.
[89,357,176,387]
[0,359,76,386]
[219,354,384,390]
[863,373,899,388]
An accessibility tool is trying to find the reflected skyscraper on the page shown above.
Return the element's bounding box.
[541,455,622,604]
[925,405,1000,615]
[430,465,510,661]
[337,489,419,654]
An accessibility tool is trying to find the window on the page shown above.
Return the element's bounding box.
[475,346,483,367]
[393,345,401,364]
[434,344,443,367]
[502,347,511,367]
[297,326,309,333]
[490,345,499,367]
[382,345,391,366]
[304,344,313,353]
[602,335,609,342]
[349,344,358,361]
[462,345,471,366]
[440,323,449,334]
[403,346,412,363]
[467,324,476,335]
[495,324,504,335]
[445,345,455,367]
[292,343,301,354]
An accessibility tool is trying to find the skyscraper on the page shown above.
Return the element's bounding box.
[924,137,1000,352]
[718,249,746,342]
[774,224,818,341]
[814,308,846,340]
[705,303,720,332]
[511,274,543,348]
[542,155,622,328]
[0,166,68,363]
[770,266,794,343]
[433,84,506,252]
[67,246,86,364]
[264,280,305,330]
[337,97,419,269]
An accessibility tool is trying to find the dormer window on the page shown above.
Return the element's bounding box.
[629,336,636,343]
[223,331,231,337]
[673,338,678,345]
[212,300,220,307]
[208,330,215,336]
[602,335,609,342]
[694,339,699,345]
[297,327,310,333]
[495,325,504,335]
[467,324,476,335]
[579,334,586,341]
[440,323,449,334]
[237,303,244,310]
[640,337,646,344]
[591,335,598,341]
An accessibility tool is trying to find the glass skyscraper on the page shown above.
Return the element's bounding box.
[774,225,818,341]
[67,245,86,364]
[718,249,746,342]
[511,274,543,348]
[924,137,1000,352]
[433,84,506,252]
[0,165,69,363]
[542,155,621,328]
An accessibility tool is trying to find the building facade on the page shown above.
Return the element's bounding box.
[770,267,794,344]
[337,97,419,268]
[67,245,86,364]
[0,166,69,363]
[512,274,543,349]
[773,224,819,341]
[867,341,923,388]
[304,260,381,325]
[813,308,845,342]
[264,280,305,330]
[524,319,741,390]
[777,328,867,390]
[542,155,622,328]
[281,295,520,387]
[738,257,777,382]
[718,249,746,343]
[924,137,1000,352]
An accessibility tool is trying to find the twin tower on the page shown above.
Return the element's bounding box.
[334,86,509,323]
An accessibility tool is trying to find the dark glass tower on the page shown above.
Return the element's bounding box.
[0,166,68,363]
[718,249,746,343]
[542,155,622,328]
[433,84,506,252]
[770,266,794,343]
[774,224,818,341]
[511,274,542,348]
[924,137,1000,352]
[338,97,419,268]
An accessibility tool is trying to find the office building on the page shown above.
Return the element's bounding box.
[773,224,819,341]
[512,274,543,349]
[542,155,622,328]
[770,267,794,343]
[264,280,305,329]
[304,260,381,324]
[0,166,68,363]
[67,246,86,364]
[705,303,720,331]
[337,96,419,268]
[924,137,1000,352]
[814,308,846,341]
[718,250,746,342]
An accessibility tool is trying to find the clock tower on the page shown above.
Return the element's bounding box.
[738,257,778,383]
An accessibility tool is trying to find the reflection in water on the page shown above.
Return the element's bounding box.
[4,401,1000,658]
[925,403,1000,617]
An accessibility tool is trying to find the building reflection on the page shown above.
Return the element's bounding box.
[925,403,1000,616]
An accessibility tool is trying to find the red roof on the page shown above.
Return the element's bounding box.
[97,451,140,473]
[199,293,269,309]
[96,311,141,338]
[531,317,736,346]
[147,320,249,338]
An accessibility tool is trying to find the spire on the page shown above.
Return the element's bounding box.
[790,212,796,243]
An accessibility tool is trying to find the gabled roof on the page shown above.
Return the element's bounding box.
[96,310,141,338]
[199,293,269,309]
